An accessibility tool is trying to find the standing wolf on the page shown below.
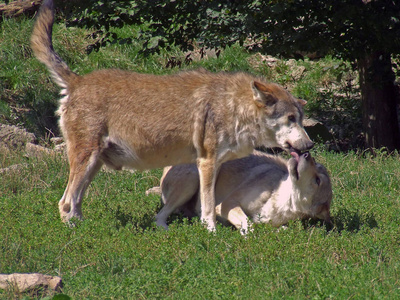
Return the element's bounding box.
[30,0,313,231]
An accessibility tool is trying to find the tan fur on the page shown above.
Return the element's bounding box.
[156,150,332,234]
[31,0,313,230]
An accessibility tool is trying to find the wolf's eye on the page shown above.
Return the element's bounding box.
[316,177,321,185]
[288,115,296,122]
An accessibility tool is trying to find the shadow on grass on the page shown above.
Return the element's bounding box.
[301,218,334,232]
[113,205,378,234]
[300,209,378,233]
[114,206,134,229]
[331,208,378,233]
[114,204,161,231]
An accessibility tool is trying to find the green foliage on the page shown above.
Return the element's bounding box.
[0,17,59,137]
[1,148,400,298]
[63,0,400,60]
[292,58,360,115]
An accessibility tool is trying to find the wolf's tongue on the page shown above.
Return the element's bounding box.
[290,151,300,162]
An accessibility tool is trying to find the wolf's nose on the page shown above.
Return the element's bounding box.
[306,140,314,150]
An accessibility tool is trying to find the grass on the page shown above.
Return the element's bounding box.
[1,15,400,299]
[1,148,400,299]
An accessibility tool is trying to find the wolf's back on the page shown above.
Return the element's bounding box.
[30,0,77,88]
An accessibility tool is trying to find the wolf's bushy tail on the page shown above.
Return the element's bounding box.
[31,0,77,88]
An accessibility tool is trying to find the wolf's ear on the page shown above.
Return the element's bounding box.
[251,81,277,107]
[297,98,307,106]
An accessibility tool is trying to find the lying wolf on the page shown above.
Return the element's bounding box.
[31,0,313,231]
[155,151,332,234]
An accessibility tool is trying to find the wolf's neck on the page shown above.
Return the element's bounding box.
[269,177,308,226]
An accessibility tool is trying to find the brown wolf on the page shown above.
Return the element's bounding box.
[155,150,332,234]
[30,0,313,231]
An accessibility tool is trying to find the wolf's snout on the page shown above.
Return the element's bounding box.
[288,139,314,153]
[304,140,314,151]
[322,212,333,228]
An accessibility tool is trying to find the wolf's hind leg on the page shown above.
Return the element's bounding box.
[59,148,103,222]
[216,197,252,235]
[155,166,200,229]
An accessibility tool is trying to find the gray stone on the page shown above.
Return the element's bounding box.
[0,124,36,149]
[303,118,333,142]
[0,273,62,293]
[25,142,55,158]
[146,186,161,196]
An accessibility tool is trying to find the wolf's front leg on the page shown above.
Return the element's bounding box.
[197,157,218,231]
[216,198,253,235]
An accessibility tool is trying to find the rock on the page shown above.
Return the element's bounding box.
[291,65,306,80]
[0,0,42,18]
[146,186,161,196]
[25,142,55,158]
[54,142,67,153]
[50,137,67,154]
[0,163,28,174]
[50,137,64,146]
[0,124,67,154]
[0,273,62,293]
[184,47,219,61]
[0,124,36,149]
[303,118,333,142]
[259,54,279,67]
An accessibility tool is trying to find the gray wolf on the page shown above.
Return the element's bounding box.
[30,0,313,230]
[155,150,332,234]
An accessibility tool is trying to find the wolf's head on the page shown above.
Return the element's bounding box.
[288,151,332,224]
[251,81,314,153]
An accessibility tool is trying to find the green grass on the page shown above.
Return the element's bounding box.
[1,148,400,299]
